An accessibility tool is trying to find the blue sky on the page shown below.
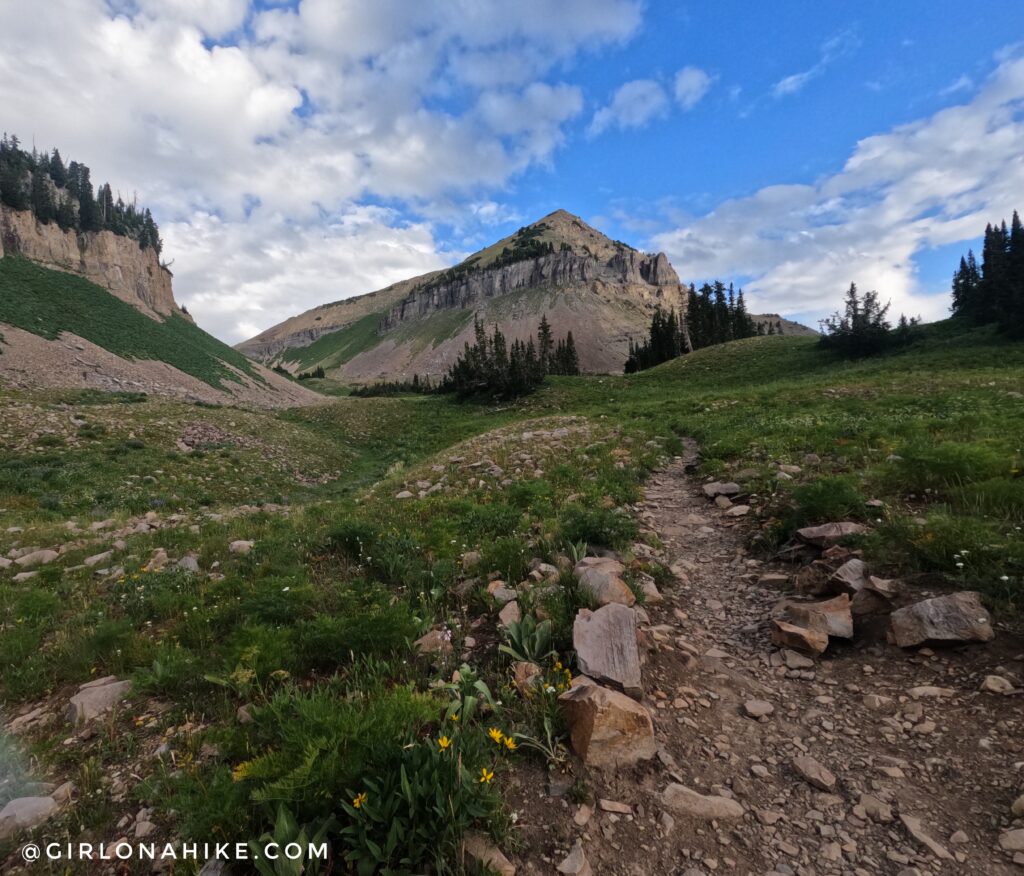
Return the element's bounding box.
[1,0,1022,340]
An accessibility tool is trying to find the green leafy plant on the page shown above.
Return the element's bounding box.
[339,735,499,875]
[250,805,335,876]
[498,615,555,665]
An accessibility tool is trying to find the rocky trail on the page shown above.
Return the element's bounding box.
[508,449,1024,876]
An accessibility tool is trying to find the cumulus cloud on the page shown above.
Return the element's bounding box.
[588,79,670,136]
[673,66,713,109]
[0,0,641,341]
[773,31,859,98]
[653,55,1024,324]
[167,207,450,342]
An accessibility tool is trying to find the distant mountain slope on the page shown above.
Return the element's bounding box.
[238,210,688,380]
[0,210,317,408]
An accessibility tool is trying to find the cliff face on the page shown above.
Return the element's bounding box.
[381,249,680,330]
[0,205,185,321]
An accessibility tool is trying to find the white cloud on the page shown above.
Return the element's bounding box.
[168,207,450,343]
[772,31,859,98]
[940,74,973,96]
[674,66,713,109]
[588,79,669,137]
[653,55,1024,325]
[0,0,641,340]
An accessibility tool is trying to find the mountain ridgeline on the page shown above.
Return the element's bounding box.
[238,209,812,382]
[0,134,317,408]
[0,133,162,255]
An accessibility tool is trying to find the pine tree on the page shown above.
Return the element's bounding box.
[537,314,553,373]
[30,165,54,223]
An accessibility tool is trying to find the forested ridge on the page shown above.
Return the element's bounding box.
[0,132,162,255]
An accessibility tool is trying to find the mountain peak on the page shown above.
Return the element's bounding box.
[462,209,637,271]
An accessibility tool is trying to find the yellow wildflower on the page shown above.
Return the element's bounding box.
[450,713,459,722]
[504,737,517,751]
[488,727,504,744]
[479,767,494,784]
[231,761,253,782]
[352,792,367,809]
[438,735,452,751]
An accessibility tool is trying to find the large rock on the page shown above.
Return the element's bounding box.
[781,594,854,639]
[661,784,744,820]
[558,680,656,769]
[573,604,642,698]
[792,755,836,791]
[796,522,869,547]
[573,557,635,607]
[889,591,993,648]
[556,840,592,876]
[0,796,59,840]
[67,676,133,725]
[702,481,740,499]
[413,629,452,656]
[771,619,828,654]
[14,548,59,568]
[463,832,515,876]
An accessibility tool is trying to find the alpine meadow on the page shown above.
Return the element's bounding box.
[1,3,1024,875]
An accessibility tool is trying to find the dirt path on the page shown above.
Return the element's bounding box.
[511,451,1024,875]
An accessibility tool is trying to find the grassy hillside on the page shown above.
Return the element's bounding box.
[287,306,474,373]
[286,310,385,370]
[0,319,1021,870]
[0,256,262,389]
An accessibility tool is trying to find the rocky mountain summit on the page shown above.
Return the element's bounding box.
[238,210,691,379]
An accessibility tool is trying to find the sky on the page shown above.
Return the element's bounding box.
[1,0,1023,342]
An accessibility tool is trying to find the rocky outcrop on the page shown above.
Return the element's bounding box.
[0,205,184,321]
[380,248,681,330]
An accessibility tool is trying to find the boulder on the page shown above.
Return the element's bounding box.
[228,540,254,555]
[830,558,868,594]
[889,591,993,648]
[792,755,836,791]
[0,796,59,840]
[512,661,542,696]
[980,675,1015,694]
[661,784,744,820]
[900,814,954,860]
[702,481,740,499]
[177,554,201,574]
[14,549,59,568]
[573,604,642,698]
[413,629,452,656]
[771,619,827,654]
[573,557,635,607]
[558,680,656,769]
[795,522,869,547]
[463,832,515,876]
[781,594,854,639]
[67,676,132,725]
[84,550,113,568]
[1000,829,1024,851]
[556,840,592,876]
[498,600,522,627]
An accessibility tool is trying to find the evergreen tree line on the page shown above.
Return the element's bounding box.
[950,210,1024,336]
[438,314,579,399]
[624,281,763,373]
[818,283,919,357]
[350,375,435,397]
[296,366,325,380]
[0,133,162,255]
